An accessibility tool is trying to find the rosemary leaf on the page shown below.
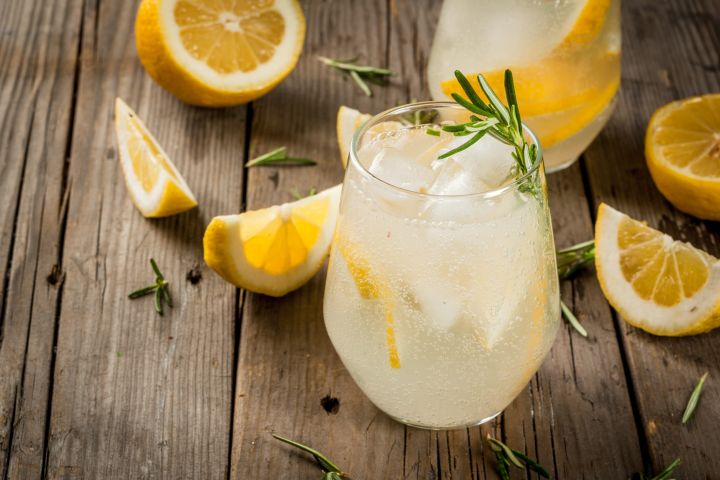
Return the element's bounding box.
[651,458,681,480]
[426,128,441,136]
[150,258,164,281]
[272,434,343,474]
[512,449,552,479]
[682,372,708,424]
[561,300,588,337]
[504,69,522,129]
[161,283,173,308]
[154,288,164,316]
[350,70,372,97]
[477,72,511,125]
[495,451,511,480]
[438,130,487,159]
[128,284,158,299]
[487,437,524,469]
[453,70,491,113]
[246,147,316,167]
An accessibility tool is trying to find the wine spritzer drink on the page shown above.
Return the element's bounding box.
[427,0,621,172]
[323,102,560,429]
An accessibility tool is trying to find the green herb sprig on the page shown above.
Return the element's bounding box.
[246,147,316,167]
[631,458,681,480]
[128,258,172,315]
[682,372,708,424]
[556,240,595,336]
[272,434,347,479]
[442,70,536,180]
[318,56,393,97]
[488,436,552,479]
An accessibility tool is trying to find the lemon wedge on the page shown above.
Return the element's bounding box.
[135,0,305,106]
[114,98,197,217]
[646,94,720,220]
[337,106,372,168]
[204,185,341,296]
[595,203,720,336]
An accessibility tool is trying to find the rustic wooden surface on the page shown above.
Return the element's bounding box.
[0,0,718,479]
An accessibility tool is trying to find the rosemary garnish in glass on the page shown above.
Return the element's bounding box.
[682,372,708,424]
[488,436,552,479]
[272,434,347,479]
[318,56,393,97]
[246,147,316,167]
[128,258,172,316]
[441,70,536,181]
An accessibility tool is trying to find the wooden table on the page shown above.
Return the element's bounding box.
[1,0,718,478]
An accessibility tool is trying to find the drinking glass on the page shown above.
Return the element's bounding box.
[323,103,560,429]
[427,0,621,172]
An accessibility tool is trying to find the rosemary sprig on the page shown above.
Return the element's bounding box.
[128,258,172,315]
[557,240,595,281]
[632,458,681,480]
[488,436,552,479]
[682,372,709,424]
[291,186,317,200]
[272,434,346,479]
[560,300,588,337]
[246,147,316,167]
[318,56,393,97]
[442,70,536,180]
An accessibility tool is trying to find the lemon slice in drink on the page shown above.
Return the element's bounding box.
[646,94,720,220]
[114,98,198,217]
[204,185,341,296]
[135,0,305,106]
[595,203,720,336]
[440,0,618,148]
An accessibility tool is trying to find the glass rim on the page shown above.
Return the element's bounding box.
[348,101,544,200]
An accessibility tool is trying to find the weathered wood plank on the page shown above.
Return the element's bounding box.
[229,1,411,478]
[0,1,83,478]
[582,0,720,477]
[41,1,243,478]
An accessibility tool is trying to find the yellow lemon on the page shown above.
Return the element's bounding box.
[114,98,197,217]
[204,185,341,296]
[646,94,720,220]
[335,106,406,169]
[595,203,720,336]
[135,0,305,107]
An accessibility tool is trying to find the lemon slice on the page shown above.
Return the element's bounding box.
[646,94,720,220]
[595,203,720,336]
[440,0,618,148]
[114,98,197,217]
[135,0,305,106]
[204,185,341,296]
[336,238,400,368]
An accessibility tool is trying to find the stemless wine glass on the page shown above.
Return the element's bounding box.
[427,0,621,172]
[323,102,560,429]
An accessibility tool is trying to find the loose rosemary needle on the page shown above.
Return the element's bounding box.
[273,434,346,479]
[128,258,172,316]
[682,372,709,424]
[318,56,393,97]
[246,146,316,167]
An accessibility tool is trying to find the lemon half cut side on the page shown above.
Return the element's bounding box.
[136,0,306,106]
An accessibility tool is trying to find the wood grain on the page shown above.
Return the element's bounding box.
[0,1,83,478]
[583,0,720,477]
[38,1,244,478]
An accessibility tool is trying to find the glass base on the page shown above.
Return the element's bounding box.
[385,409,502,431]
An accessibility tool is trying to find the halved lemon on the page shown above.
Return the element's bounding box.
[646,94,720,220]
[595,203,720,336]
[114,98,198,217]
[440,0,619,148]
[135,0,305,106]
[204,185,341,296]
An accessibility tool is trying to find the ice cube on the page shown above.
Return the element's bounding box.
[369,146,436,192]
[411,276,464,331]
[440,134,516,189]
[428,157,490,196]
